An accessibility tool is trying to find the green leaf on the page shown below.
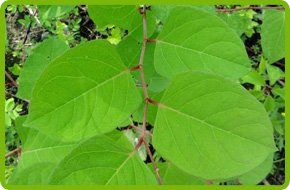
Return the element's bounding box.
[270,112,284,135]
[25,40,142,142]
[266,64,284,85]
[9,110,19,120]
[151,5,215,23]
[154,7,250,80]
[217,11,252,36]
[133,90,164,125]
[49,131,157,184]
[153,162,204,185]
[9,163,57,184]
[15,116,29,144]
[38,6,75,21]
[88,5,137,30]
[261,10,285,64]
[117,35,169,93]
[123,129,147,161]
[5,98,15,112]
[241,70,265,86]
[249,90,265,101]
[17,38,69,100]
[5,113,12,127]
[153,71,276,180]
[264,96,276,112]
[88,6,155,41]
[9,118,77,184]
[136,43,168,92]
[272,85,285,100]
[151,6,173,23]
[259,56,267,74]
[107,27,122,45]
[8,64,21,76]
[239,154,273,184]
[117,34,141,68]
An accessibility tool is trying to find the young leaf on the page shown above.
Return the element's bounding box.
[25,40,142,142]
[8,64,21,76]
[88,5,137,30]
[49,131,157,185]
[107,27,122,45]
[264,96,276,112]
[272,85,285,100]
[241,70,265,86]
[17,37,69,100]
[5,113,12,127]
[38,6,75,21]
[271,112,284,135]
[5,98,15,112]
[153,71,276,180]
[88,6,155,41]
[238,154,273,184]
[266,64,284,85]
[217,10,256,37]
[154,7,251,80]
[261,10,285,64]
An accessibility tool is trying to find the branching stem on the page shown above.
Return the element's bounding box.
[135,6,149,146]
[133,5,163,185]
[129,125,152,137]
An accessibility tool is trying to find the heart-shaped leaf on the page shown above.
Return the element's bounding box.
[25,40,142,142]
[154,7,251,79]
[153,71,276,180]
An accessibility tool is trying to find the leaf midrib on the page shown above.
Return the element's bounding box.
[159,103,274,151]
[157,40,246,67]
[27,69,130,124]
[24,144,76,154]
[105,151,135,184]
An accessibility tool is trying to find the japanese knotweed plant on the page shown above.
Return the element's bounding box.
[10,5,285,185]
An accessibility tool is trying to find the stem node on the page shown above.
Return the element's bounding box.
[147,38,157,43]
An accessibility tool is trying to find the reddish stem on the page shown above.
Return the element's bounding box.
[5,71,18,87]
[143,140,163,184]
[5,147,22,158]
[216,6,284,13]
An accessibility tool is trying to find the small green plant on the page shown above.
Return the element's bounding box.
[5,98,22,128]
[6,5,285,185]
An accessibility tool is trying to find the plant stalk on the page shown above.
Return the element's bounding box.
[5,71,18,87]
[143,139,163,184]
[134,5,163,185]
[136,6,149,146]
[5,147,22,158]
